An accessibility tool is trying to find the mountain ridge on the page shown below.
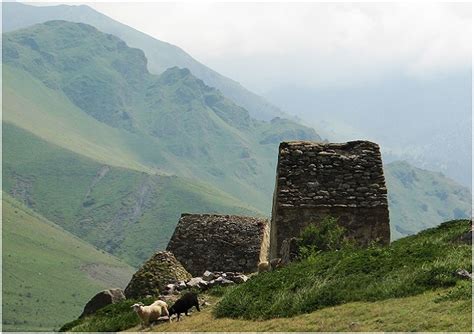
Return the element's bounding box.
[2,1,288,121]
[3,20,321,212]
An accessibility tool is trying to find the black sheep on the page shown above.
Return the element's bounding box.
[168,292,200,321]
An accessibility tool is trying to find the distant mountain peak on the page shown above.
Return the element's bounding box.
[2,1,289,121]
[159,66,193,84]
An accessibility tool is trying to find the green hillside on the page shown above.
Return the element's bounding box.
[3,21,320,212]
[61,219,472,332]
[2,1,287,121]
[386,161,471,239]
[2,194,135,331]
[3,123,259,266]
[215,219,471,320]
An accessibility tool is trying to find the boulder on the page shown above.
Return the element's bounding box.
[177,281,187,291]
[124,251,191,299]
[202,270,216,282]
[163,283,176,295]
[231,274,249,284]
[79,288,125,318]
[186,277,208,289]
[214,276,235,286]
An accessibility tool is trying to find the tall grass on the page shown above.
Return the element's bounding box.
[214,219,472,319]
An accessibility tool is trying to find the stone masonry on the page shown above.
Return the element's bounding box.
[124,251,191,299]
[270,140,390,258]
[167,214,269,276]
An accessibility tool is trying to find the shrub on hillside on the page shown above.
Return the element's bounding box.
[214,219,472,320]
[297,216,349,259]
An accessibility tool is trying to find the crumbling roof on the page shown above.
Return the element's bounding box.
[276,141,388,208]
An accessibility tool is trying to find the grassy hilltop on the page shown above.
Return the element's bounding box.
[61,219,472,332]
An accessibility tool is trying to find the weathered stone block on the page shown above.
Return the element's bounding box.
[167,214,269,276]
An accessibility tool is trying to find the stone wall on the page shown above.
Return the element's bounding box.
[270,140,390,258]
[167,214,268,276]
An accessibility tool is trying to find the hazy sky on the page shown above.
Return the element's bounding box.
[30,1,472,93]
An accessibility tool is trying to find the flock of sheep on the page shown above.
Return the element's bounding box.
[131,292,200,328]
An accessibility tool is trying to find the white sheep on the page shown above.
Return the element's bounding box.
[131,300,170,328]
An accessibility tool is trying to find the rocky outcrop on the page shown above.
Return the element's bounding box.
[83,165,110,201]
[162,271,249,295]
[124,251,191,299]
[79,288,125,318]
[270,141,390,258]
[454,269,472,280]
[167,214,268,276]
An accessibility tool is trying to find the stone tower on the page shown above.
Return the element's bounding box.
[167,214,269,276]
[270,140,390,258]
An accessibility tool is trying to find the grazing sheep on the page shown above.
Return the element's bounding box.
[168,292,200,322]
[131,300,170,328]
[151,299,169,313]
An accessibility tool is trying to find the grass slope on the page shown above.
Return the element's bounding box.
[3,1,286,121]
[215,219,471,319]
[386,161,472,239]
[3,21,320,211]
[62,220,472,332]
[2,65,159,174]
[142,291,471,332]
[2,194,135,331]
[61,291,472,332]
[3,122,260,265]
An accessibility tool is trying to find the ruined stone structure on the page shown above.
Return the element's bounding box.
[270,140,390,258]
[124,251,191,299]
[167,214,269,276]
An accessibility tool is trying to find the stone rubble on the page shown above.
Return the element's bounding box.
[454,268,472,280]
[162,271,249,295]
[124,251,192,299]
